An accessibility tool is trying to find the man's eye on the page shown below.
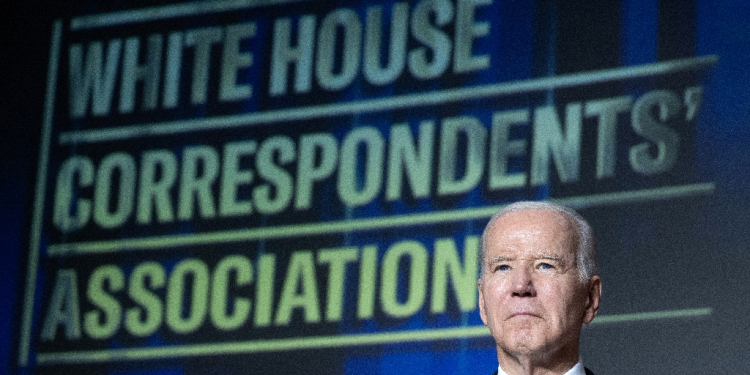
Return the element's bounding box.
[539,263,554,270]
[496,265,510,271]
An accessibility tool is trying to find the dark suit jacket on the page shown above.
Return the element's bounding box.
[491,367,594,375]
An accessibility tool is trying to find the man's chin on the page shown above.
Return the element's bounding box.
[499,332,546,357]
[499,332,576,367]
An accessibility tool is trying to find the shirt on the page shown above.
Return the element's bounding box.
[497,360,586,375]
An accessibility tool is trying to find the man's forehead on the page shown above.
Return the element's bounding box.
[490,209,575,234]
[485,209,578,256]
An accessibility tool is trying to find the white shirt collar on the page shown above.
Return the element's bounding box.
[497,360,585,375]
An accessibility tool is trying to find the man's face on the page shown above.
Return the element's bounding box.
[478,209,601,362]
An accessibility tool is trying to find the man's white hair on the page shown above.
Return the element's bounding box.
[478,201,598,282]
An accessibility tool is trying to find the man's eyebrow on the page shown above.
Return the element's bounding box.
[487,254,561,264]
[487,255,513,265]
[538,254,561,261]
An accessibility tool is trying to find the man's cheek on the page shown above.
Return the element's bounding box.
[478,290,488,325]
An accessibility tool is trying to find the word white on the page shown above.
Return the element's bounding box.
[68,0,492,118]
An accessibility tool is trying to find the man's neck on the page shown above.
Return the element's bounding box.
[497,360,584,375]
[496,347,580,375]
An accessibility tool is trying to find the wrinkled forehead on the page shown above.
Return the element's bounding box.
[485,209,579,258]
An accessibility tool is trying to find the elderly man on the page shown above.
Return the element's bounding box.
[477,201,602,375]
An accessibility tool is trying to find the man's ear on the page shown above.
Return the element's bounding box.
[582,275,602,324]
[478,279,488,326]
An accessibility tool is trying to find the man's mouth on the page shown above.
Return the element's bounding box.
[509,312,540,319]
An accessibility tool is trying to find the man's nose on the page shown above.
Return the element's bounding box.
[511,268,536,297]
